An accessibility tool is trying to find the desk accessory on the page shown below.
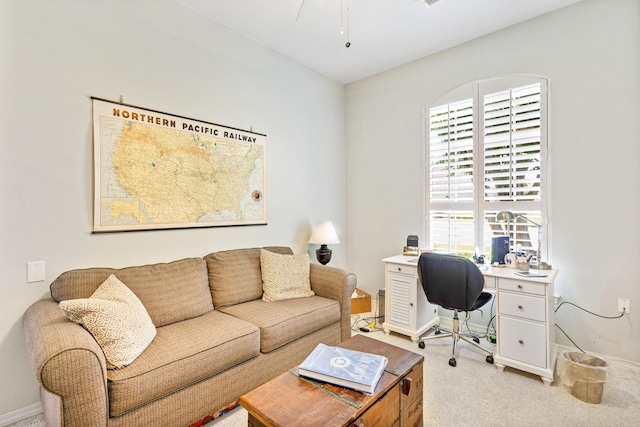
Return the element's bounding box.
[491,235,510,265]
[496,210,551,269]
[404,235,419,255]
[515,271,547,277]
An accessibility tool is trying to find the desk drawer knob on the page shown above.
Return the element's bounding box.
[518,305,524,310]
[518,284,523,289]
[519,339,524,345]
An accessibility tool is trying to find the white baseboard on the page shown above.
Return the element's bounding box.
[0,403,43,427]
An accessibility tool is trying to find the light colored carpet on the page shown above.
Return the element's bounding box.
[12,325,640,426]
[371,329,639,426]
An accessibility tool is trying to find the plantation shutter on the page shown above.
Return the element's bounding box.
[427,99,474,255]
[484,83,542,202]
[429,99,474,203]
[425,78,548,259]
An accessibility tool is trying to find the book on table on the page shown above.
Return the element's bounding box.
[297,343,388,394]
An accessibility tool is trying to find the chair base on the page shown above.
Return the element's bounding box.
[418,311,494,366]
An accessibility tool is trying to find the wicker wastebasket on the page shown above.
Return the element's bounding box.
[558,351,610,404]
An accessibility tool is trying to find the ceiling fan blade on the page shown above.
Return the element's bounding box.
[296,0,307,22]
[296,0,325,23]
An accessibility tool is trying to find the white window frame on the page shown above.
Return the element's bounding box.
[423,76,550,262]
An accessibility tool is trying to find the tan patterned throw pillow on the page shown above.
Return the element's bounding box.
[260,249,315,302]
[59,274,157,369]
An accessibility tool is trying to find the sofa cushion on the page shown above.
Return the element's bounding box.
[205,246,293,309]
[59,274,157,369]
[260,249,315,302]
[50,258,213,327]
[219,295,340,353]
[106,310,259,417]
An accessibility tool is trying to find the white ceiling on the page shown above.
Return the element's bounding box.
[176,0,583,84]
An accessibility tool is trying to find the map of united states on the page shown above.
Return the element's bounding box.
[94,100,265,231]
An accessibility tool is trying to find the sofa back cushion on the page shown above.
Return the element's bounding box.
[50,258,213,327]
[260,249,314,302]
[204,246,293,309]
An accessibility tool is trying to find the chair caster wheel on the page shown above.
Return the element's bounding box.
[486,355,494,364]
[473,337,480,344]
[418,341,425,349]
[449,358,457,367]
[435,329,442,335]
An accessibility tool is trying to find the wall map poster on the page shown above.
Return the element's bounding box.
[92,98,266,232]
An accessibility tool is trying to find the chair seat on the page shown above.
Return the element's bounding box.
[471,291,493,311]
[441,291,492,312]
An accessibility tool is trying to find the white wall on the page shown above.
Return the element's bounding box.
[2,0,638,419]
[0,0,346,416]
[346,0,640,363]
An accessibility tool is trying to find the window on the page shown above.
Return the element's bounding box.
[425,77,549,261]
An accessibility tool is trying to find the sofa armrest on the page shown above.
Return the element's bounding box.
[23,298,108,426]
[309,264,357,341]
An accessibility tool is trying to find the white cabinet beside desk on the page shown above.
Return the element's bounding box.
[488,268,559,386]
[381,256,439,343]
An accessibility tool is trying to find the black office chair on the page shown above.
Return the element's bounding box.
[417,252,494,367]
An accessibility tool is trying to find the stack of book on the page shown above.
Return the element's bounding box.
[297,343,388,394]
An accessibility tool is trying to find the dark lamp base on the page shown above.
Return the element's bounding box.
[316,245,333,265]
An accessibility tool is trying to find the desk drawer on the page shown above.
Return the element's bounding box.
[499,316,547,368]
[386,263,415,275]
[498,292,546,322]
[498,278,546,296]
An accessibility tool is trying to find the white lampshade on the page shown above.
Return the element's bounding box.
[308,221,340,245]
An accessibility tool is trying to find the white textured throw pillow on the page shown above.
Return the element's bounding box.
[59,274,157,369]
[260,249,315,302]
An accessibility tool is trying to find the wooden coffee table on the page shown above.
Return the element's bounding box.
[239,334,424,427]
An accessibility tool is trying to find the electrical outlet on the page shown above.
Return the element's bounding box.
[554,295,561,306]
[618,298,630,314]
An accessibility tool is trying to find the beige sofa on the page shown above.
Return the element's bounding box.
[22,246,357,426]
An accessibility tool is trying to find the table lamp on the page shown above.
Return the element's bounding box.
[309,221,340,265]
[496,210,551,269]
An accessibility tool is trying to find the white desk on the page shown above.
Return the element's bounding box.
[382,255,559,385]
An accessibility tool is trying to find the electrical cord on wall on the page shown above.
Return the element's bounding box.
[460,310,489,340]
[465,293,497,344]
[485,314,497,343]
[485,294,497,342]
[555,301,626,319]
[554,300,640,378]
[554,300,626,354]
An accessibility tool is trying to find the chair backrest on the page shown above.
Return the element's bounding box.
[417,252,485,311]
